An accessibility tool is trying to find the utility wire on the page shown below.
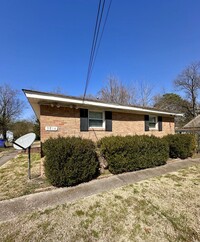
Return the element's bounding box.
[83,0,103,101]
[86,0,106,87]
[85,0,102,94]
[83,0,108,101]
[88,0,113,81]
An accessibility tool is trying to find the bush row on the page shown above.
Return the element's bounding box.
[43,134,196,187]
[98,135,169,174]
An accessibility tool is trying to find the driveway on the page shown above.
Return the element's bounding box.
[0,150,18,166]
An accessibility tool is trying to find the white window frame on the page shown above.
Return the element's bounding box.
[149,115,158,130]
[88,110,105,129]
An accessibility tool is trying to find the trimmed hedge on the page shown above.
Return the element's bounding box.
[98,135,169,174]
[163,134,196,159]
[43,136,99,187]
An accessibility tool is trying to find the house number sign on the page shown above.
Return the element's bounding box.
[45,126,58,131]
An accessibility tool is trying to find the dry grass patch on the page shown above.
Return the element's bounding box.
[0,164,200,242]
[0,153,52,200]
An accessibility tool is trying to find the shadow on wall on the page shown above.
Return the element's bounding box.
[40,105,174,123]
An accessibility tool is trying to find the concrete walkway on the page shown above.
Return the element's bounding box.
[0,158,199,222]
[0,150,18,167]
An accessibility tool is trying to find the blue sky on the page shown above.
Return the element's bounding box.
[0,0,200,118]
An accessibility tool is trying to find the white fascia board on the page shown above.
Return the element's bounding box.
[25,92,183,117]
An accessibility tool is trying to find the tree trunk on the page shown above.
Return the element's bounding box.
[2,128,6,140]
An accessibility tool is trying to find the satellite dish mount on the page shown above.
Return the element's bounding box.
[13,133,36,179]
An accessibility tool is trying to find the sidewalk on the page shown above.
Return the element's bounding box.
[0,158,199,222]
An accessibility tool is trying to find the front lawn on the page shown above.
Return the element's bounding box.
[0,164,199,242]
[0,153,51,200]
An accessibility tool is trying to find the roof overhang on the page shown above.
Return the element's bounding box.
[23,89,183,119]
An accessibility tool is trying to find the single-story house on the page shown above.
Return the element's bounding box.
[23,89,182,143]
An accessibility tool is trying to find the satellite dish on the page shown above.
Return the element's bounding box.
[13,133,36,150]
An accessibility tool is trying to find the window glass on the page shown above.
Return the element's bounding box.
[89,120,103,127]
[89,112,103,120]
[89,111,103,127]
[149,116,157,128]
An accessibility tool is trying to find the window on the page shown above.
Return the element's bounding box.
[149,116,157,129]
[89,111,104,128]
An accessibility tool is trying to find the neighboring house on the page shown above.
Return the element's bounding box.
[176,115,200,133]
[23,89,182,143]
[177,115,200,152]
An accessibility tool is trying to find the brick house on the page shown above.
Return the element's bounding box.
[23,89,182,143]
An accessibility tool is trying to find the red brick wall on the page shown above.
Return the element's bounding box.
[40,105,175,142]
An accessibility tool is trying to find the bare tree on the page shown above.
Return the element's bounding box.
[174,61,200,117]
[0,84,24,139]
[98,77,155,107]
[136,81,154,107]
[98,77,136,105]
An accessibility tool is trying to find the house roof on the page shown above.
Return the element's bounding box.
[23,89,183,119]
[183,115,200,130]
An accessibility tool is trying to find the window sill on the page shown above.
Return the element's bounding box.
[88,127,105,131]
[149,128,159,131]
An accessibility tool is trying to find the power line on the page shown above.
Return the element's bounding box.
[85,0,103,94]
[83,0,112,101]
[83,0,103,101]
[86,0,106,87]
[89,0,113,81]
[84,0,105,98]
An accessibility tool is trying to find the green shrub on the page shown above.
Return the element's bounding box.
[163,134,196,159]
[98,135,169,174]
[43,136,99,187]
